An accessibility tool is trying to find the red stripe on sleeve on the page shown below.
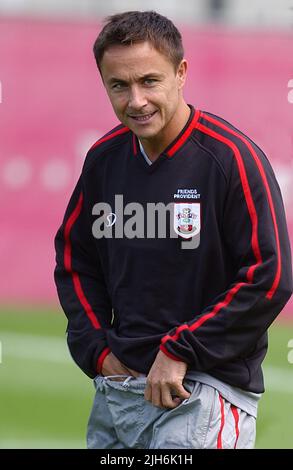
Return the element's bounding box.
[64,192,83,272]
[63,191,101,330]
[97,347,111,374]
[71,272,101,329]
[159,344,184,362]
[201,113,281,300]
[89,126,129,151]
[197,122,263,278]
[161,282,245,345]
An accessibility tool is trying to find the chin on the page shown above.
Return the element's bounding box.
[135,130,158,140]
[134,124,162,138]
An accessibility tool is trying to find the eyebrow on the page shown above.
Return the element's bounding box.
[108,73,164,85]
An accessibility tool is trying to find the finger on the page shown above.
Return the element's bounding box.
[172,383,191,400]
[151,384,162,408]
[144,382,152,403]
[172,396,183,407]
[161,384,178,409]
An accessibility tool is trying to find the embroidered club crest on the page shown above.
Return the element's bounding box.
[174,203,200,239]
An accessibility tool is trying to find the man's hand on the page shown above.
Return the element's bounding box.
[101,352,140,380]
[145,350,190,409]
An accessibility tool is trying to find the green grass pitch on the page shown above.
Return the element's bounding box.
[0,306,292,448]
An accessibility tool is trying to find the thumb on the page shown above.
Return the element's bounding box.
[173,383,191,400]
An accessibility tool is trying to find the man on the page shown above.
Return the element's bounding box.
[54,11,292,449]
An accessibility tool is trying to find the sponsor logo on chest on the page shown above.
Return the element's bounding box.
[173,188,200,199]
[173,189,201,239]
[174,203,200,239]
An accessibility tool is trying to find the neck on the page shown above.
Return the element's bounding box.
[140,101,191,162]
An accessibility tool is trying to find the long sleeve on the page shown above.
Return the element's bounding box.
[54,176,112,378]
[160,137,293,371]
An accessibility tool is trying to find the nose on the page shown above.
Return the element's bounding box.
[128,85,147,110]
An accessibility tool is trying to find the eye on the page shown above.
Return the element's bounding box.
[144,78,157,86]
[111,82,127,91]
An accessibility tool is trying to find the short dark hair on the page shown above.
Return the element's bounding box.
[93,11,184,72]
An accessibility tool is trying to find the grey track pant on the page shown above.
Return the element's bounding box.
[87,375,256,449]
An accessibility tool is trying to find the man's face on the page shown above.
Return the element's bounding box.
[100,41,187,141]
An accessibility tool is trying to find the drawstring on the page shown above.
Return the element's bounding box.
[103,374,147,387]
[122,376,133,387]
[103,375,134,386]
[103,375,130,381]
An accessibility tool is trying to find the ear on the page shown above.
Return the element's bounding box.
[177,59,188,90]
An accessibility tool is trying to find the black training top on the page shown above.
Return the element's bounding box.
[54,106,292,393]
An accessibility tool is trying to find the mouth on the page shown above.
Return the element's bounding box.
[128,111,157,123]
